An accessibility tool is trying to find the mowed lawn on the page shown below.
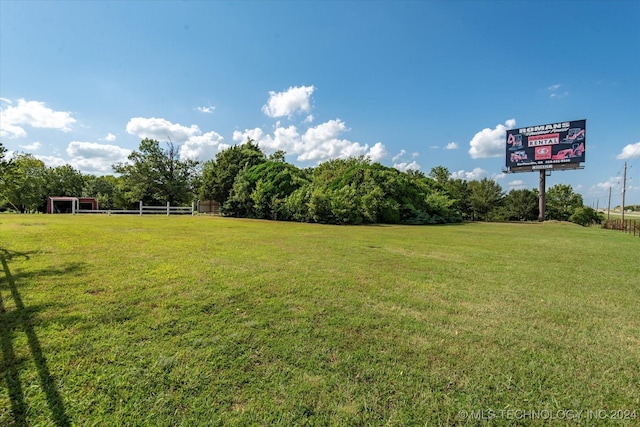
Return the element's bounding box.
[1,215,638,426]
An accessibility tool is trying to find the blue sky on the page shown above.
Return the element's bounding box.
[1,0,639,206]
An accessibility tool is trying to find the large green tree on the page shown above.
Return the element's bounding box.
[546,184,583,221]
[0,141,8,171]
[199,139,266,204]
[445,178,472,220]
[428,167,473,220]
[0,142,11,211]
[223,160,310,220]
[113,139,199,206]
[468,178,504,221]
[46,164,85,197]
[428,166,451,184]
[83,174,126,210]
[1,153,48,212]
[569,206,603,226]
[500,188,539,221]
[282,158,459,225]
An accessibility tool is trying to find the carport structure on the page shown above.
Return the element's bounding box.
[47,197,98,214]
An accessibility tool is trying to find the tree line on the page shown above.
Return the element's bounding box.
[0,139,600,225]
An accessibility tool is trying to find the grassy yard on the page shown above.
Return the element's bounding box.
[1,215,638,426]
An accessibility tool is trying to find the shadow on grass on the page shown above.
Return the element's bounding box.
[0,248,81,427]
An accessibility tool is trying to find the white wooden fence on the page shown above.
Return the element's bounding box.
[76,201,195,216]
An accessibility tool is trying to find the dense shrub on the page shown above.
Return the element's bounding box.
[570,206,604,226]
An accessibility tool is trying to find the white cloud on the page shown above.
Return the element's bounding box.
[20,141,42,151]
[32,149,127,175]
[393,161,421,172]
[272,126,301,153]
[508,179,526,190]
[1,123,27,139]
[196,105,215,114]
[468,119,516,159]
[262,85,315,118]
[392,150,406,163]
[66,141,130,159]
[234,119,388,163]
[298,119,383,162]
[126,117,200,142]
[179,131,226,161]
[548,84,568,98]
[65,141,132,174]
[234,127,270,145]
[451,167,487,181]
[105,133,116,141]
[35,155,68,168]
[392,150,421,171]
[596,177,621,190]
[616,142,640,159]
[367,142,387,162]
[125,117,226,161]
[0,98,76,138]
[445,142,459,150]
[233,127,297,155]
[1,123,27,138]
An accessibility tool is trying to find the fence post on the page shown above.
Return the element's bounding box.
[192,201,195,216]
[140,201,143,216]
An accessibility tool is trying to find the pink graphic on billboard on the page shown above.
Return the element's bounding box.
[535,146,552,160]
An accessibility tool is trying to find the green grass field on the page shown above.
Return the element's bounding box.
[1,215,638,426]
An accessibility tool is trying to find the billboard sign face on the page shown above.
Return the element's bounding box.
[506,119,586,171]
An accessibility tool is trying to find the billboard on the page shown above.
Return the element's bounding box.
[505,119,586,171]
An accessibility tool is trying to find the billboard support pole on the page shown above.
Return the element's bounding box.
[538,170,546,222]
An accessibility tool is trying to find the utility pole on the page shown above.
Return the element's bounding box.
[621,162,627,224]
[607,186,611,221]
